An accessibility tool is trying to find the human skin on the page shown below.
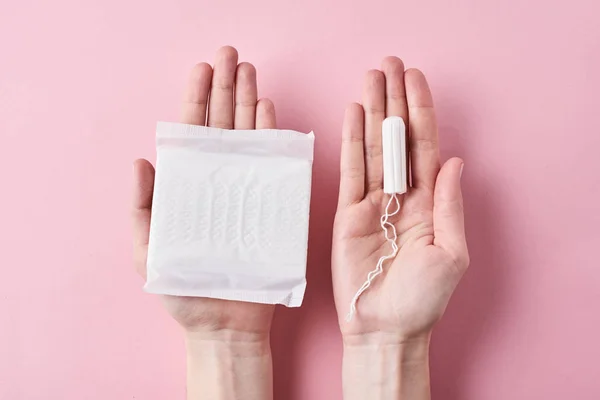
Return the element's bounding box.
[332,58,469,399]
[131,46,276,400]
[131,47,469,400]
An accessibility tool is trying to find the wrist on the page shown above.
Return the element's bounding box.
[342,332,431,400]
[185,330,272,400]
[185,327,271,346]
[343,330,431,348]
[186,330,271,362]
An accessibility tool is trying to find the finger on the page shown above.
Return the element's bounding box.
[234,62,258,129]
[255,98,276,129]
[405,69,440,191]
[433,157,469,270]
[338,103,365,207]
[207,46,238,129]
[180,63,213,125]
[381,57,408,121]
[362,69,386,192]
[132,159,155,278]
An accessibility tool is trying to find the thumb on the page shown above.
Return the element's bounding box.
[132,159,155,279]
[433,157,469,270]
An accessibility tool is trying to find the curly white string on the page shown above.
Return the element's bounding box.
[346,193,401,322]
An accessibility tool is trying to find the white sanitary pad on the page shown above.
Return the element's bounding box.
[144,122,314,307]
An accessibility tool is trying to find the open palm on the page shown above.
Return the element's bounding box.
[131,47,275,335]
[332,58,469,340]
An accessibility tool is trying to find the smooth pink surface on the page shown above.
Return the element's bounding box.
[1,0,599,398]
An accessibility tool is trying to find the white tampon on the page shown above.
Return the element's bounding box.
[382,116,408,195]
[346,117,408,322]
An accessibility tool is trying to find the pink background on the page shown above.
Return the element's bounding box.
[1,0,599,398]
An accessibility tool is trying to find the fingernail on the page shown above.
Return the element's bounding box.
[460,163,464,179]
